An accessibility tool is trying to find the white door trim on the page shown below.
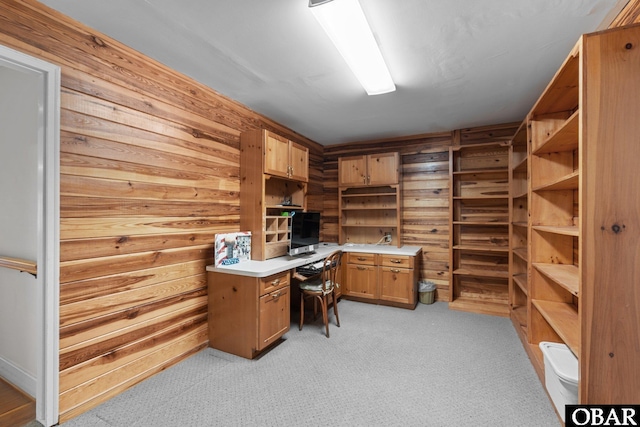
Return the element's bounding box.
[0,44,60,427]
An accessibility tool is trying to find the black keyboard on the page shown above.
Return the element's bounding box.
[296,263,322,277]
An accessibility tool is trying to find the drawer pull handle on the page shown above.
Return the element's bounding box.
[272,291,281,299]
[390,259,402,264]
[357,257,367,261]
[357,266,367,271]
[391,269,400,273]
[271,279,280,286]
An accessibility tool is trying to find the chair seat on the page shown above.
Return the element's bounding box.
[299,279,334,294]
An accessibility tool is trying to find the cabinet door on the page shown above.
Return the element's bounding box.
[379,266,413,305]
[345,263,377,299]
[338,155,367,187]
[367,152,399,186]
[258,286,290,350]
[264,131,290,178]
[289,141,309,182]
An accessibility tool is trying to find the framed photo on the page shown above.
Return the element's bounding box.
[214,232,251,267]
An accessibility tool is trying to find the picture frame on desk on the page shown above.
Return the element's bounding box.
[214,232,251,267]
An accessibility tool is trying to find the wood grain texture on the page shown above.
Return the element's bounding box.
[323,127,518,302]
[5,0,637,422]
[0,1,323,421]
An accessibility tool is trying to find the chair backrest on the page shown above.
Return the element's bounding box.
[320,250,343,293]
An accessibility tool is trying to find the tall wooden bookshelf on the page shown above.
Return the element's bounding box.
[509,121,529,342]
[516,23,640,408]
[449,143,510,316]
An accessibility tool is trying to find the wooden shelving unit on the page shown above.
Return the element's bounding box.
[511,24,640,409]
[240,129,309,260]
[338,153,401,247]
[509,121,529,342]
[449,143,510,317]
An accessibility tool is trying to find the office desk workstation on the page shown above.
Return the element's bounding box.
[206,243,422,359]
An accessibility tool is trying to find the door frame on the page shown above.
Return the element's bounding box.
[0,45,60,427]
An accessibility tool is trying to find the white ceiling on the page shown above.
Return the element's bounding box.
[40,0,623,145]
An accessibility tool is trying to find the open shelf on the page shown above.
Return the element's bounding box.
[449,297,510,317]
[533,110,579,155]
[532,225,579,236]
[453,168,509,175]
[532,299,580,355]
[453,245,509,253]
[532,263,579,296]
[453,268,509,279]
[512,247,528,261]
[512,273,528,295]
[532,170,579,192]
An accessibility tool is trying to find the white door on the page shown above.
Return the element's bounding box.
[0,45,60,427]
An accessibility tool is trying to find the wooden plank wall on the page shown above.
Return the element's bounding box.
[322,123,519,302]
[0,0,637,423]
[0,0,323,422]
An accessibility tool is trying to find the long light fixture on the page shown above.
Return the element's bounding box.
[309,0,395,95]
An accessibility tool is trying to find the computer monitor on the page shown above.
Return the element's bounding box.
[288,211,320,256]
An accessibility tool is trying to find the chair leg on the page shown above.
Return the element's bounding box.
[322,294,329,338]
[299,291,305,331]
[332,291,340,327]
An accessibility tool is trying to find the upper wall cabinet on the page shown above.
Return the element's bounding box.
[338,152,399,187]
[264,131,309,182]
[240,129,309,260]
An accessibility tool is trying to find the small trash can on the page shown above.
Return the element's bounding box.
[418,280,436,304]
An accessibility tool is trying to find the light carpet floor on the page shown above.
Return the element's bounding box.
[58,300,559,426]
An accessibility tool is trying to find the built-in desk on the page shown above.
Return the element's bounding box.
[206,243,422,359]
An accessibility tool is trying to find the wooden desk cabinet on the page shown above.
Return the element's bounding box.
[208,270,290,359]
[343,251,420,309]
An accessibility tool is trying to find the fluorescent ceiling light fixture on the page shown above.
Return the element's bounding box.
[309,0,395,95]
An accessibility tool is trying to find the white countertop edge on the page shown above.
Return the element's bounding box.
[206,243,422,278]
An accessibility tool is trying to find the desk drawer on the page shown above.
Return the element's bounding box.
[348,252,376,265]
[259,272,289,296]
[380,254,413,269]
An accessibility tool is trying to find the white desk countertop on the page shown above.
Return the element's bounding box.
[206,243,422,278]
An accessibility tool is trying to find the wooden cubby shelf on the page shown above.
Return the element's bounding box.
[532,299,580,355]
[532,170,579,192]
[512,273,528,294]
[532,225,579,236]
[532,263,579,296]
[453,245,509,253]
[533,110,579,155]
[512,247,527,261]
[453,268,509,279]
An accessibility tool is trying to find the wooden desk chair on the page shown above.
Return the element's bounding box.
[298,250,342,338]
